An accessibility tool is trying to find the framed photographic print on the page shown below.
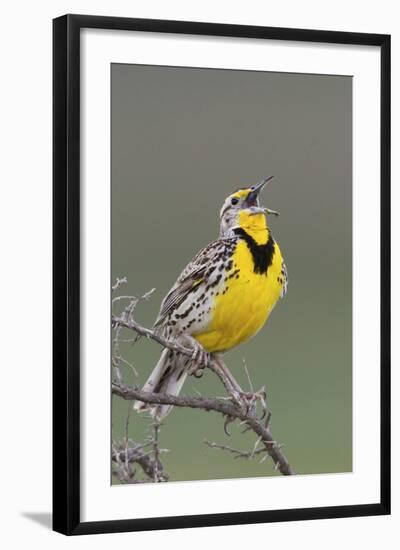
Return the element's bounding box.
[53,14,390,535]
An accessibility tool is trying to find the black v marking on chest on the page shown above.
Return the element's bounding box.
[233,227,275,275]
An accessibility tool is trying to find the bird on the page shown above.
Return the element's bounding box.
[134,177,287,418]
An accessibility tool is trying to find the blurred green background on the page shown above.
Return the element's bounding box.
[111,63,352,482]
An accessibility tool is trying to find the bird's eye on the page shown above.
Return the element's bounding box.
[231,197,239,205]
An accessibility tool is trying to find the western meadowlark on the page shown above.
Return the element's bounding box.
[135,177,287,418]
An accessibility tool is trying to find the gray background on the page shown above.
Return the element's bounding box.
[111,63,352,482]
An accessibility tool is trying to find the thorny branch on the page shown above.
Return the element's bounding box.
[112,284,156,382]
[112,382,294,476]
[112,397,168,483]
[112,438,169,483]
[111,283,295,477]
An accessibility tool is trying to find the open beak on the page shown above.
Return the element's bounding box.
[245,176,274,207]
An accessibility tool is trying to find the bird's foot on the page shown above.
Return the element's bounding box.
[235,387,268,418]
[210,355,267,417]
[180,335,210,377]
[223,389,268,435]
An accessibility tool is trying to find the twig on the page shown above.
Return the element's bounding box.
[124,403,131,474]
[242,358,254,393]
[112,440,169,483]
[152,417,162,482]
[112,276,127,292]
[204,440,273,460]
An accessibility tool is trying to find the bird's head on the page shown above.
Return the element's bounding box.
[219,176,279,237]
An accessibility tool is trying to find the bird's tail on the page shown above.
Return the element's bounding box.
[133,349,189,419]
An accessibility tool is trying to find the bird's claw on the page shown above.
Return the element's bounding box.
[187,341,210,376]
[235,388,268,418]
[223,415,235,436]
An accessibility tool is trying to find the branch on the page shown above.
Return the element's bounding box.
[112,382,294,476]
[112,440,168,483]
[113,383,237,416]
[112,314,194,358]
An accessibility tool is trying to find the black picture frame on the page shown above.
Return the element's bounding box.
[53,14,391,535]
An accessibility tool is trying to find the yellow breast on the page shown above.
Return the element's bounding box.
[194,238,284,353]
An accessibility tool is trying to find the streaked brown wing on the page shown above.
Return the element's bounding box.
[153,239,228,329]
